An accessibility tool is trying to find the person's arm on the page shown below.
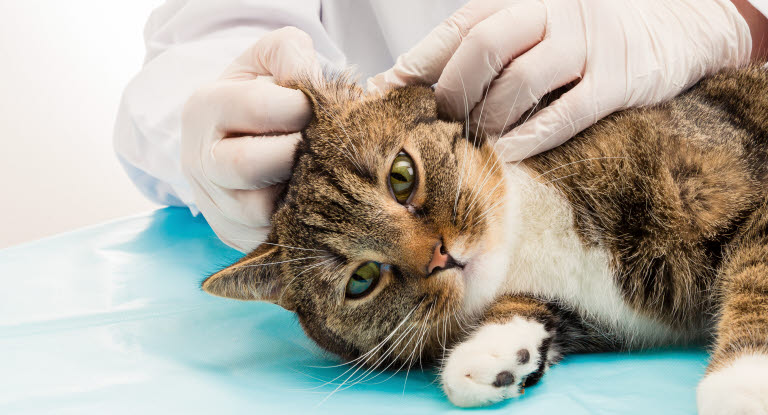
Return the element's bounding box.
[114,0,345,210]
[737,0,768,59]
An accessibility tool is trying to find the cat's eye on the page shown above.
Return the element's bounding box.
[346,261,382,298]
[390,152,415,203]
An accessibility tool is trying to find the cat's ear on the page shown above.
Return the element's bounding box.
[281,72,362,118]
[201,240,294,310]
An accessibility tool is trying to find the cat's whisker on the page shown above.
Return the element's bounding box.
[533,157,628,181]
[452,63,474,223]
[469,68,562,183]
[400,306,433,395]
[312,301,424,399]
[460,153,505,224]
[457,69,567,216]
[442,302,453,362]
[543,172,579,185]
[322,320,422,397]
[313,321,419,393]
[358,304,432,389]
[340,319,426,389]
[491,66,525,144]
[460,63,496,220]
[456,70,562,226]
[249,241,328,253]
[313,299,421,372]
[365,298,455,388]
[418,303,437,371]
[286,368,355,389]
[465,110,605,230]
[459,51,505,221]
[343,319,423,387]
[506,107,606,169]
[348,300,435,387]
[234,255,327,269]
[472,49,504,140]
[468,196,507,231]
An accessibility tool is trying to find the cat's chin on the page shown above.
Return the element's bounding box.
[458,247,511,317]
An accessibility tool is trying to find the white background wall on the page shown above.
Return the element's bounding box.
[0,1,163,248]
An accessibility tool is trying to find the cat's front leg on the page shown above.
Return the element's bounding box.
[698,208,768,415]
[441,295,559,407]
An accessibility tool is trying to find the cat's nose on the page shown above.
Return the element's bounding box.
[427,243,462,276]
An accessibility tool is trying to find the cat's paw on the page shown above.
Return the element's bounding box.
[441,316,554,407]
[697,353,768,415]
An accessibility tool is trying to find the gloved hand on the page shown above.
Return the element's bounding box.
[367,0,752,161]
[181,27,321,252]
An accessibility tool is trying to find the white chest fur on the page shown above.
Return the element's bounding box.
[494,166,681,348]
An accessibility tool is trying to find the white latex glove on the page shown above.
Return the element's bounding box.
[367,0,752,161]
[181,27,322,252]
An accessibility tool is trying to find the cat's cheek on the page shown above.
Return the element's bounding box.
[440,317,551,408]
[697,353,768,415]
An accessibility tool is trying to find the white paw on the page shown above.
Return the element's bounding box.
[441,317,552,407]
[697,353,768,415]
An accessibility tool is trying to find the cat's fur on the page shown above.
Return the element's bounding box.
[202,67,768,412]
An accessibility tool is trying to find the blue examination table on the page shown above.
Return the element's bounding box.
[1,207,709,414]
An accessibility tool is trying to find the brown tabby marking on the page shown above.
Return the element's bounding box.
[203,74,505,366]
[202,67,768,397]
[522,67,768,368]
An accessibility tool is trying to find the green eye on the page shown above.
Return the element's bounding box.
[390,152,415,203]
[346,261,381,298]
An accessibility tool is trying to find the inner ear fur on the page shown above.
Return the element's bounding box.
[280,71,363,122]
[201,239,294,310]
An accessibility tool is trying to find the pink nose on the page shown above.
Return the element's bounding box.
[427,243,450,274]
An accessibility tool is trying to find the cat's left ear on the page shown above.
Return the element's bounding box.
[201,238,294,311]
[281,72,363,119]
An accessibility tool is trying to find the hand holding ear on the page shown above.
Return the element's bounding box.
[367,0,751,161]
[181,27,322,252]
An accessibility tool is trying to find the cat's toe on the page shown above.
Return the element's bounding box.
[697,353,768,415]
[441,317,553,407]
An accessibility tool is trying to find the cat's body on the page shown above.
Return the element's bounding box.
[202,67,768,412]
[499,66,768,349]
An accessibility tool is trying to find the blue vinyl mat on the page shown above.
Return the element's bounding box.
[0,207,709,414]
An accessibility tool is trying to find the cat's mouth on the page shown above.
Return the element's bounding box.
[429,255,466,277]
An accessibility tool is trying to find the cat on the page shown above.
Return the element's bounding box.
[201,66,768,413]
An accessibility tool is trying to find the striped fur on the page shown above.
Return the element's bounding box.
[202,67,768,408]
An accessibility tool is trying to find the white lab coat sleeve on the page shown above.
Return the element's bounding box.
[113,0,346,211]
[749,0,768,18]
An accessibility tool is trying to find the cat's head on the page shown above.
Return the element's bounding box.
[202,75,511,366]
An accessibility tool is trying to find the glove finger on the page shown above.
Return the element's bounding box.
[366,0,515,95]
[204,132,301,190]
[469,40,584,137]
[222,26,322,81]
[217,224,271,254]
[196,186,276,253]
[204,184,282,231]
[494,81,608,161]
[209,78,313,135]
[229,185,283,229]
[435,0,547,120]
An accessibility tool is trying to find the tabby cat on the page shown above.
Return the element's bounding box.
[201,66,768,412]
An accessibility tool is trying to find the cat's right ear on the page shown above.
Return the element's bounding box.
[201,239,294,310]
